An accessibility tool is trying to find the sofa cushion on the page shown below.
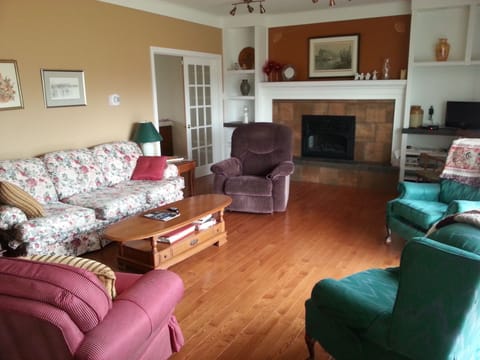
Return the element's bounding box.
[131,156,167,180]
[23,255,116,299]
[0,158,58,204]
[17,202,97,249]
[224,176,272,197]
[0,257,111,332]
[0,181,45,218]
[390,199,447,231]
[62,185,147,221]
[92,141,143,186]
[43,149,106,200]
[122,178,184,206]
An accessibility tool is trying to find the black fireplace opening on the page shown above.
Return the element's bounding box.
[302,115,356,160]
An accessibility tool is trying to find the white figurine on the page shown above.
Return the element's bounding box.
[354,73,361,80]
[383,58,390,80]
[359,73,365,80]
[372,70,378,80]
[365,72,371,80]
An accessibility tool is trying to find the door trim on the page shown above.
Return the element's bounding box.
[150,47,223,172]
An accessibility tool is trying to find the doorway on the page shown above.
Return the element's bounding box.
[150,47,223,177]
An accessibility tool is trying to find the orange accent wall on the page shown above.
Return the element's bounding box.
[269,15,410,81]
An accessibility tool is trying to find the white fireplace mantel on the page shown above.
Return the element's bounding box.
[257,80,407,166]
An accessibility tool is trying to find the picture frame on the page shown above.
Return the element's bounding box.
[308,35,359,78]
[0,60,24,110]
[41,69,87,108]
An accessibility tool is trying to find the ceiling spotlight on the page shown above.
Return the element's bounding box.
[230,6,237,15]
[259,4,266,13]
[247,4,254,13]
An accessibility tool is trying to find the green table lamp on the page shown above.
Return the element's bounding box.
[133,121,163,155]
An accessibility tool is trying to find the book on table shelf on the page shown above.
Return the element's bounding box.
[158,224,196,244]
[166,156,185,163]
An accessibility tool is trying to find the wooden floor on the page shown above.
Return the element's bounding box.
[86,177,404,360]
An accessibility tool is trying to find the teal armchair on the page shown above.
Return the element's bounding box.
[305,237,480,360]
[387,138,480,242]
[386,179,480,242]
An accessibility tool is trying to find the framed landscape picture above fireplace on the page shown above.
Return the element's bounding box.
[308,34,359,78]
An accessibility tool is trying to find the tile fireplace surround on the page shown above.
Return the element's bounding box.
[257,80,407,190]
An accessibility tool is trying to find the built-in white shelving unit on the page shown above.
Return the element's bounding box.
[399,0,480,181]
[222,25,267,157]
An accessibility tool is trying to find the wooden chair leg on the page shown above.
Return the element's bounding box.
[305,333,316,360]
[385,226,392,244]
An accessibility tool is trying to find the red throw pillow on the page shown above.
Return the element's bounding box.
[131,156,167,180]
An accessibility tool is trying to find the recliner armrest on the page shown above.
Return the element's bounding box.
[76,270,184,360]
[266,161,294,180]
[210,158,242,177]
[397,181,440,201]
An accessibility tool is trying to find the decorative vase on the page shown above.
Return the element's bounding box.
[409,105,424,128]
[240,79,250,96]
[435,38,450,61]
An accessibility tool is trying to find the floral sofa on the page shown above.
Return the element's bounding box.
[0,141,184,256]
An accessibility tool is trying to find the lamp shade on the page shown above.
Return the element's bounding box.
[132,122,163,143]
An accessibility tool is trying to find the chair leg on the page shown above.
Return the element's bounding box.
[305,333,316,360]
[385,226,392,244]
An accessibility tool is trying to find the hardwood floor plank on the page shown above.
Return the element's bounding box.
[85,178,401,359]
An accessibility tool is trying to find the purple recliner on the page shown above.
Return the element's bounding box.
[211,123,294,213]
[0,257,184,360]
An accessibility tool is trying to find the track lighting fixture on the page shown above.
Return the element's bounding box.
[229,0,348,16]
[230,0,265,15]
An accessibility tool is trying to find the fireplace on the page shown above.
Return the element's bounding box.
[302,115,355,160]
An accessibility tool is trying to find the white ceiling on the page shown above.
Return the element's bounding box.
[98,0,411,27]
[156,0,393,16]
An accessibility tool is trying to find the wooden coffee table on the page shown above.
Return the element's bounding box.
[103,194,232,272]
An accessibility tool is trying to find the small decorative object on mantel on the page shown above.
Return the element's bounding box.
[409,105,424,128]
[382,58,390,80]
[263,60,282,81]
[435,38,450,61]
[372,70,378,80]
[240,79,251,96]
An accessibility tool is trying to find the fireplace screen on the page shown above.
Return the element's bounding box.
[302,115,355,160]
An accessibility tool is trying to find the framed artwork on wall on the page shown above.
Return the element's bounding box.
[0,60,24,111]
[308,35,359,78]
[41,69,87,108]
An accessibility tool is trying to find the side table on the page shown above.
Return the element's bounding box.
[174,160,196,197]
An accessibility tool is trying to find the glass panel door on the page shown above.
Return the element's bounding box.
[183,57,220,177]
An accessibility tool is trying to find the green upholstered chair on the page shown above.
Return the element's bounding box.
[386,138,480,243]
[305,237,480,360]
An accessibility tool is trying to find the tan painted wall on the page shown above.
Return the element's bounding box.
[0,0,221,160]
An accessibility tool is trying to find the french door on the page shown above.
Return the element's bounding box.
[183,56,221,177]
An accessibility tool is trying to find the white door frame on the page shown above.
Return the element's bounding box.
[150,47,223,175]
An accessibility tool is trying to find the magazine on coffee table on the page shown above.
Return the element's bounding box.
[144,211,180,222]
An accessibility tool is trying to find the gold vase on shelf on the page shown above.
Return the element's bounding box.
[435,38,450,61]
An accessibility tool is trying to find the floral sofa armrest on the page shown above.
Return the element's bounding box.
[163,163,179,179]
[0,205,27,230]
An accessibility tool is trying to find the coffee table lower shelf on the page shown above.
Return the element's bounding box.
[117,223,226,272]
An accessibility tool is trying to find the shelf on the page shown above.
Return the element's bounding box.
[226,96,255,101]
[226,69,255,75]
[402,127,480,136]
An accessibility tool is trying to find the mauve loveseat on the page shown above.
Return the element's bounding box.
[0,141,184,256]
[0,256,184,360]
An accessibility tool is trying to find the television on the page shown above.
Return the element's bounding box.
[445,101,480,129]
